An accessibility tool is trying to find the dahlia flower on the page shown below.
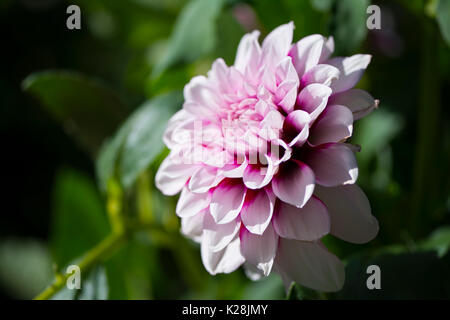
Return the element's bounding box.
[156,22,379,292]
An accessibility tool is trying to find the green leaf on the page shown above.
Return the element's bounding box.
[215,9,245,65]
[285,281,324,300]
[120,93,182,187]
[311,0,334,12]
[0,239,53,299]
[253,0,291,33]
[77,266,109,300]
[436,0,450,46]
[22,71,128,154]
[51,168,110,269]
[332,0,369,54]
[152,0,226,76]
[286,282,300,300]
[105,235,156,299]
[96,91,182,190]
[283,0,329,38]
[353,109,404,165]
[242,275,284,300]
[419,226,450,258]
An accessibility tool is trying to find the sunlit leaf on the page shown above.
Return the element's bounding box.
[152,0,226,76]
[436,0,450,46]
[96,91,182,190]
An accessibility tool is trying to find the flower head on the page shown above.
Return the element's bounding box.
[156,22,379,292]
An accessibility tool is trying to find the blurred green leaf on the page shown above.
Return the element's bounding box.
[215,9,245,65]
[0,239,53,299]
[146,66,190,97]
[419,226,450,258]
[353,109,404,165]
[22,71,128,154]
[285,282,300,300]
[311,0,334,12]
[97,91,183,190]
[51,168,110,269]
[153,0,226,76]
[332,0,369,54]
[120,94,182,187]
[283,0,329,38]
[105,235,155,299]
[242,275,284,300]
[436,0,450,46]
[253,0,290,33]
[77,265,109,300]
[284,281,325,300]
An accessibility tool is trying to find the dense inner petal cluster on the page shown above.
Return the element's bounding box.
[156,22,379,292]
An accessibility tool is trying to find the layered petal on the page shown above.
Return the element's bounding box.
[309,104,353,146]
[155,156,193,196]
[289,34,325,77]
[301,64,340,87]
[329,88,378,120]
[243,155,275,189]
[176,187,211,217]
[210,180,247,224]
[240,222,279,276]
[272,160,315,208]
[234,30,262,81]
[314,184,379,244]
[274,57,299,113]
[181,209,206,242]
[283,110,311,147]
[189,166,223,193]
[304,143,358,187]
[241,189,275,235]
[297,83,332,122]
[327,54,371,93]
[262,22,294,67]
[184,75,222,111]
[273,196,330,241]
[275,239,345,292]
[203,211,241,252]
[201,236,245,275]
[319,36,334,62]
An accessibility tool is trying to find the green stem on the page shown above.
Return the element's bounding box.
[410,13,441,236]
[34,232,126,300]
[136,171,154,224]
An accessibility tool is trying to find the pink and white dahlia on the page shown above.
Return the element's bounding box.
[156,22,379,292]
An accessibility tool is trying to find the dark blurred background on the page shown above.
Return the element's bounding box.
[0,0,449,300]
